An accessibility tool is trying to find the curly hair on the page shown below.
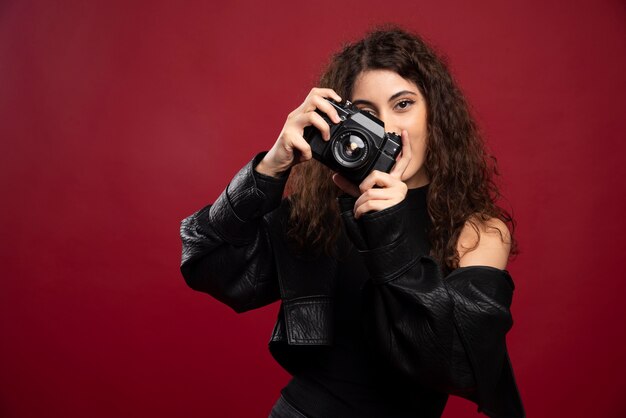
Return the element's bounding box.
[285,25,516,272]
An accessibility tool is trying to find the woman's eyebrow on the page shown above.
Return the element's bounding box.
[388,90,417,102]
[352,90,418,107]
[351,98,375,107]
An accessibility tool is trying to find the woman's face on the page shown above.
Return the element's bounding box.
[351,69,429,188]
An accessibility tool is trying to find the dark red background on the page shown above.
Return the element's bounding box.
[2,0,625,417]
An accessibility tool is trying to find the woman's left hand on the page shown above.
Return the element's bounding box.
[332,129,413,219]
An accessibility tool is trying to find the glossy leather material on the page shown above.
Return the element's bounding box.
[179,154,525,418]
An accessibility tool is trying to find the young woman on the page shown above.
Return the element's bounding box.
[180,27,524,418]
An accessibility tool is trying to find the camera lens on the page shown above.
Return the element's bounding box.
[332,132,369,168]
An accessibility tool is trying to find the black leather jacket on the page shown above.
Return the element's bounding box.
[179,154,525,418]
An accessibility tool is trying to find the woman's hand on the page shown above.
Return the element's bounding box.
[255,88,343,178]
[333,130,413,219]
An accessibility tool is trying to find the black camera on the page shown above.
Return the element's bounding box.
[303,99,402,184]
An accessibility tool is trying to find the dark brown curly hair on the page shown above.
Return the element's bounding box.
[285,25,516,272]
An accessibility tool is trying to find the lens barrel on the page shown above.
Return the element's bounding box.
[332,132,369,168]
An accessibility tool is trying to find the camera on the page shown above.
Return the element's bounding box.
[303,99,402,184]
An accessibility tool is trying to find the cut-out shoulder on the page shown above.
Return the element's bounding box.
[457,217,511,269]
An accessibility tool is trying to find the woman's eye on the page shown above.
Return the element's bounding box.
[395,100,414,110]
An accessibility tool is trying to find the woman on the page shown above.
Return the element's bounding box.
[180,27,524,418]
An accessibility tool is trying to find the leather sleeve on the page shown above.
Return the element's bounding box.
[179,153,287,313]
[338,196,524,418]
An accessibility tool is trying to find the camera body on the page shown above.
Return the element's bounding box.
[303,99,402,184]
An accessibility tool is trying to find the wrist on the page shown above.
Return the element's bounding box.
[254,158,278,177]
[255,157,286,178]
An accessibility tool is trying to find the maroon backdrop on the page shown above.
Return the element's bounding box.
[2,0,625,417]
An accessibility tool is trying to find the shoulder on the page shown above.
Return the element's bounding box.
[456,216,511,269]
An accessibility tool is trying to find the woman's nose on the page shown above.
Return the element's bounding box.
[377,114,400,134]
[376,114,394,133]
[383,122,400,135]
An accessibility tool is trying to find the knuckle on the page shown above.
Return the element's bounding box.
[285,129,299,140]
[288,108,302,120]
[370,171,383,182]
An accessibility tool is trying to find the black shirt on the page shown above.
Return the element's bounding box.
[281,185,448,418]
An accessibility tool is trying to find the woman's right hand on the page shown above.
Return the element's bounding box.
[255,88,343,177]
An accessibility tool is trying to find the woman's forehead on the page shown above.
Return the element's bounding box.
[352,69,420,100]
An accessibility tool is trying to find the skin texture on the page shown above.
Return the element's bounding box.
[457,218,511,269]
[256,70,510,269]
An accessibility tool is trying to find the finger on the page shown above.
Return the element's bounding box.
[353,187,393,209]
[332,173,360,198]
[309,95,342,124]
[309,87,342,103]
[358,170,397,194]
[390,129,412,178]
[303,89,342,115]
[294,111,332,140]
[354,200,391,219]
[283,131,313,162]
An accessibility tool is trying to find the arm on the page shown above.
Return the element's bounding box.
[457,217,512,269]
[180,87,345,313]
[338,198,524,418]
[179,153,287,313]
